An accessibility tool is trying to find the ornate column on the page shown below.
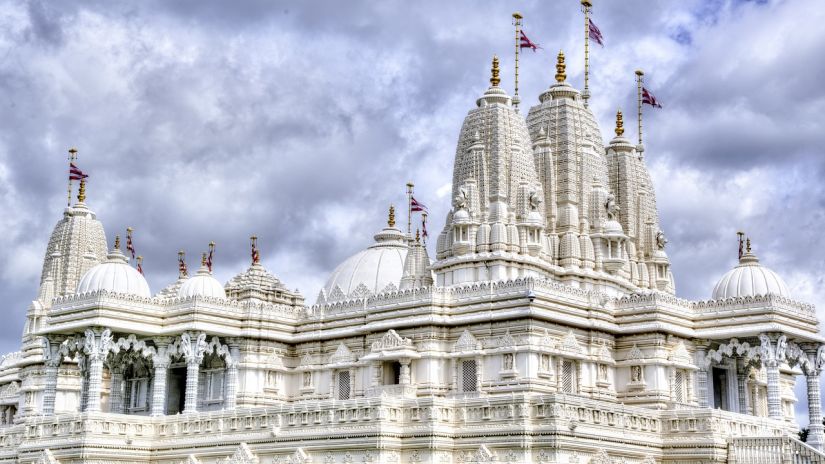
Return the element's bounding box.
[737,360,750,415]
[760,334,785,420]
[695,343,709,408]
[372,361,382,387]
[180,332,207,414]
[109,365,124,414]
[399,358,411,385]
[225,343,241,410]
[150,339,172,417]
[41,336,62,415]
[83,329,113,413]
[805,345,825,451]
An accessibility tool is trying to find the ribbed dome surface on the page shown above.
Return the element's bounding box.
[321,226,408,302]
[178,266,226,299]
[76,249,151,297]
[712,252,789,299]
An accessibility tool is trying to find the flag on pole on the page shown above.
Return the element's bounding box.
[69,163,88,180]
[410,197,428,212]
[178,251,188,278]
[250,236,260,264]
[422,214,429,240]
[126,228,136,260]
[136,256,144,275]
[519,31,540,51]
[206,242,215,272]
[642,88,662,108]
[588,19,604,47]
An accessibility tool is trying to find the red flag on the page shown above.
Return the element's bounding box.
[410,197,427,212]
[126,233,136,260]
[69,163,88,181]
[137,257,143,275]
[422,216,429,240]
[520,31,540,51]
[642,88,662,108]
[178,252,188,277]
[206,242,215,272]
[589,19,604,47]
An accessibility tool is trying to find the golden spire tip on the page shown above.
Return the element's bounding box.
[555,50,566,83]
[201,252,207,267]
[512,12,523,19]
[635,69,644,76]
[388,205,396,228]
[114,235,121,250]
[490,55,501,87]
[77,178,86,203]
[746,238,752,253]
[615,109,625,137]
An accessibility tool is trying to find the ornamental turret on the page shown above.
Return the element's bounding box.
[433,56,548,285]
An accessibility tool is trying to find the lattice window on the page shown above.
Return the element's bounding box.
[204,370,225,402]
[674,370,685,403]
[337,371,351,400]
[128,378,148,410]
[462,360,478,392]
[561,360,576,393]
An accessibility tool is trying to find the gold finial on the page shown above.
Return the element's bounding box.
[388,205,396,228]
[512,12,523,20]
[635,69,644,76]
[201,252,208,267]
[178,250,188,277]
[555,50,566,83]
[114,235,121,250]
[77,178,86,203]
[615,109,624,136]
[746,238,752,253]
[250,235,260,264]
[581,0,593,7]
[415,229,420,242]
[490,55,501,87]
[68,147,78,157]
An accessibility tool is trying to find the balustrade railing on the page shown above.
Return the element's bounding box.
[729,436,825,463]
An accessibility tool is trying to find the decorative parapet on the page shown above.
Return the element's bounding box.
[692,294,816,318]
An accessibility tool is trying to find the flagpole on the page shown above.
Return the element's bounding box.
[581,0,592,107]
[636,69,644,153]
[512,12,523,110]
[406,182,414,236]
[67,147,77,206]
[422,212,428,245]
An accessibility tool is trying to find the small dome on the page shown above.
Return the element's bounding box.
[77,248,151,298]
[320,225,408,302]
[454,208,471,224]
[178,265,226,299]
[604,219,623,234]
[712,252,790,299]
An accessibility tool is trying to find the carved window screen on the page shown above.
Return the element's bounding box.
[561,360,576,393]
[674,370,685,403]
[128,378,149,410]
[462,360,477,392]
[205,370,225,401]
[338,370,351,400]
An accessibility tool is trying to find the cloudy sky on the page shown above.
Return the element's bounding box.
[1,0,824,423]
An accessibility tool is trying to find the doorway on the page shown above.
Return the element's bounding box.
[166,367,187,414]
[712,367,729,411]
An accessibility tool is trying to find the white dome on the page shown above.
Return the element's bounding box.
[77,248,151,298]
[178,265,226,299]
[711,252,790,299]
[321,225,408,302]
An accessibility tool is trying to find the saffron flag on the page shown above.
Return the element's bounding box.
[520,31,540,51]
[589,19,604,47]
[642,88,662,108]
[410,197,427,213]
[69,163,88,180]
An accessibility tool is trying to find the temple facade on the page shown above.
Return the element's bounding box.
[0,31,823,464]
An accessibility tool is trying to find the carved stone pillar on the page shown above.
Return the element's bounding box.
[225,344,241,410]
[180,332,207,414]
[399,358,411,385]
[372,362,382,387]
[41,336,62,415]
[765,360,782,420]
[83,329,113,413]
[109,366,124,414]
[806,368,824,450]
[695,345,709,408]
[737,360,750,415]
[150,339,172,417]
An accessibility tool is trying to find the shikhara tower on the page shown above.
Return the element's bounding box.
[0,14,823,464]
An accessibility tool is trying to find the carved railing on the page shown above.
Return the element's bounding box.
[729,436,825,463]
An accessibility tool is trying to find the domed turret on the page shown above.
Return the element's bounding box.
[76,236,151,298]
[712,245,789,299]
[178,253,226,299]
[225,236,304,305]
[318,207,408,303]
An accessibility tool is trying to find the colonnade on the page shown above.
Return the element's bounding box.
[40,330,239,417]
